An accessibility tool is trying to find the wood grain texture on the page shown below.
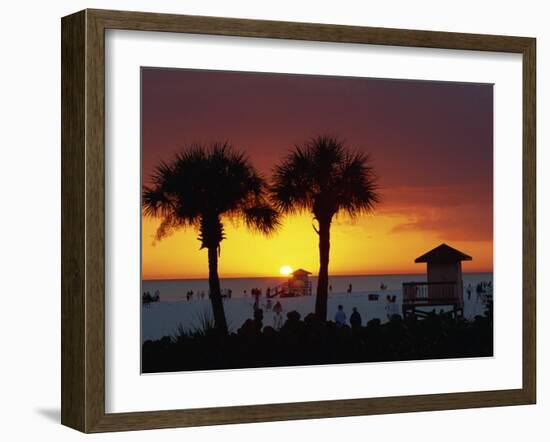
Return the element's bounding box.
[60,8,537,433]
[522,38,536,403]
[84,10,107,433]
[90,389,532,433]
[61,10,86,432]
[89,8,532,52]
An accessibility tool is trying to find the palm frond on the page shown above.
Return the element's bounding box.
[143,141,280,244]
[242,203,281,235]
[271,146,315,214]
[154,213,187,242]
[336,151,381,218]
[271,135,381,221]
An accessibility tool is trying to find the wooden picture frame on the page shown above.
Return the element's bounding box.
[61,8,536,433]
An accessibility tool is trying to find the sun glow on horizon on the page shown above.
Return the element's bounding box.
[279,265,293,276]
[141,212,493,280]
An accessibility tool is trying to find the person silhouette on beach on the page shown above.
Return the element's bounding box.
[334,305,347,326]
[347,284,352,294]
[350,307,362,330]
[273,302,283,330]
[476,283,482,302]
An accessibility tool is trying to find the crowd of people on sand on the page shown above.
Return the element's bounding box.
[146,278,493,338]
[182,288,235,301]
[332,294,400,329]
[145,280,401,323]
[248,296,285,330]
[161,279,393,305]
[148,279,493,306]
[247,289,286,329]
[244,287,277,299]
[244,285,402,332]
[144,288,239,302]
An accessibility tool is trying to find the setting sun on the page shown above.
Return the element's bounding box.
[279,265,293,276]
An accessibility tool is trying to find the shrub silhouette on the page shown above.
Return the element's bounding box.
[142,305,493,373]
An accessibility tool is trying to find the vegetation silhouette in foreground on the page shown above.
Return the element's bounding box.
[142,143,280,335]
[142,306,493,373]
[271,135,380,321]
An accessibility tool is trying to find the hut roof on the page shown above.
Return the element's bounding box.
[414,243,472,263]
[292,268,312,276]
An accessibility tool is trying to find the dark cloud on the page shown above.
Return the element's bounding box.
[142,68,493,245]
[383,185,493,241]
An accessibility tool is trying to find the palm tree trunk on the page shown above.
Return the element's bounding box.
[315,217,331,321]
[207,245,228,335]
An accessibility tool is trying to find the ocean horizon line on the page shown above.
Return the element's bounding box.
[142,270,494,282]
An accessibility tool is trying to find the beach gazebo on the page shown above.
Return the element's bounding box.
[282,268,313,297]
[402,244,472,318]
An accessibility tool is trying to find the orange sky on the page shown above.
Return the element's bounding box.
[142,211,492,280]
[141,69,493,280]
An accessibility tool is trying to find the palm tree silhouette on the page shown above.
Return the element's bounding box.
[271,136,380,321]
[142,142,280,335]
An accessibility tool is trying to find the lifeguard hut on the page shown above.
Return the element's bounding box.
[402,243,472,318]
[281,268,313,297]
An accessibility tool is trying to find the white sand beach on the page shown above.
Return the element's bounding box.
[142,273,492,342]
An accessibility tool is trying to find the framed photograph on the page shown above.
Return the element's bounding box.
[61,9,536,433]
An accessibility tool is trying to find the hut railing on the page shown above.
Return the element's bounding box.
[402,281,461,306]
[278,280,313,297]
[288,280,312,296]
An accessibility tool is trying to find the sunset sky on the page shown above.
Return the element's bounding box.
[141,68,493,280]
